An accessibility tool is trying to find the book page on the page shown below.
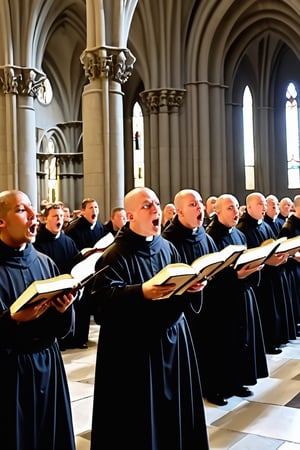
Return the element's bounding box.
[190,244,245,278]
[93,232,114,249]
[10,274,77,314]
[234,240,280,270]
[275,235,300,256]
[71,251,103,282]
[143,263,196,299]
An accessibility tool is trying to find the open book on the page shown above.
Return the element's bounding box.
[81,232,114,257]
[274,235,300,256]
[10,253,109,314]
[143,244,246,299]
[233,238,284,270]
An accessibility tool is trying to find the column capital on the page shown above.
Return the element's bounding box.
[80,46,135,84]
[0,65,46,96]
[139,88,186,113]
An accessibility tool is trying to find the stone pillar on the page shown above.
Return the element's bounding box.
[80,46,135,219]
[140,88,185,205]
[0,65,45,208]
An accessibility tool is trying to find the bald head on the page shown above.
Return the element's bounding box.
[265,194,279,219]
[246,192,266,221]
[214,194,240,228]
[124,187,158,212]
[279,197,293,218]
[205,196,217,216]
[124,187,161,237]
[293,195,300,208]
[174,189,202,210]
[0,190,24,217]
[293,195,300,218]
[215,194,239,213]
[173,189,204,229]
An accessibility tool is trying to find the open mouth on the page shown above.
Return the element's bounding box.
[29,223,37,234]
[197,214,202,221]
[152,218,159,227]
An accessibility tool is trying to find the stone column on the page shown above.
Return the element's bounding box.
[80,46,135,219]
[140,88,185,205]
[0,65,45,207]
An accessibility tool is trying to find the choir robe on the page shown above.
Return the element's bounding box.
[65,215,105,250]
[0,240,75,450]
[278,214,300,327]
[162,214,218,352]
[264,214,282,236]
[237,212,296,349]
[65,215,106,346]
[34,223,79,273]
[90,227,209,450]
[203,216,268,396]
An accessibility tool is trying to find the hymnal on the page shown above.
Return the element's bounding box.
[144,244,246,299]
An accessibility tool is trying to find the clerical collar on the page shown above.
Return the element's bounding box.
[257,219,263,225]
[146,236,153,241]
[90,223,96,230]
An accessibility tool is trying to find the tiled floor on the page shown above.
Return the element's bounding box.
[63,322,300,450]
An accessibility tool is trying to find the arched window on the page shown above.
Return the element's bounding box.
[132,102,144,187]
[286,82,300,188]
[243,86,255,190]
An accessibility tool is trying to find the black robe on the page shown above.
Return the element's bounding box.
[162,215,218,350]
[34,224,79,273]
[0,241,75,450]
[204,216,268,396]
[65,215,106,345]
[237,212,296,349]
[264,214,282,236]
[65,215,105,250]
[90,227,209,450]
[278,214,300,326]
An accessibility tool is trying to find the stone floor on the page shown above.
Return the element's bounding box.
[63,322,300,449]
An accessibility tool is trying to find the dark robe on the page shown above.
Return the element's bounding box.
[264,214,282,236]
[277,213,288,229]
[278,214,300,327]
[34,224,79,273]
[65,216,106,346]
[90,227,209,450]
[65,215,105,250]
[203,216,268,396]
[237,212,296,349]
[0,241,75,450]
[162,215,218,343]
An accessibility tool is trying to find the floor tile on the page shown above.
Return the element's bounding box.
[64,323,300,449]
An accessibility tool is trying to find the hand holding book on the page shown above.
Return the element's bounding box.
[11,289,75,322]
[10,263,110,314]
[143,244,246,299]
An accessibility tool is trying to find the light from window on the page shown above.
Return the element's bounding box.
[286,82,300,188]
[132,102,144,187]
[243,86,255,190]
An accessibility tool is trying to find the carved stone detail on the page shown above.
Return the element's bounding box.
[0,66,46,96]
[80,46,135,84]
[140,89,186,113]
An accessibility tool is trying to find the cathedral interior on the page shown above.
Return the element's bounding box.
[2,2,300,448]
[1,1,300,220]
